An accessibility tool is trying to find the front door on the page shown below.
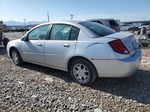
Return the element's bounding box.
[22,25,49,64]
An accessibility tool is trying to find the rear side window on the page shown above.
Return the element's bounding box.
[70,26,80,40]
[80,22,116,37]
[109,20,119,26]
[50,24,79,40]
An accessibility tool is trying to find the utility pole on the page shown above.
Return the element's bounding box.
[29,21,31,26]
[47,11,50,22]
[70,14,74,20]
[23,18,26,28]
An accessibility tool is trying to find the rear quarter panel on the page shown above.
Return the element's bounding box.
[74,41,116,60]
[74,30,117,60]
[74,31,132,61]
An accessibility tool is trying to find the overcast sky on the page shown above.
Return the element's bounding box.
[0,0,150,22]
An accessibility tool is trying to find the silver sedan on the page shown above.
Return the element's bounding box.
[7,21,141,85]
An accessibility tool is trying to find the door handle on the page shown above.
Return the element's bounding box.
[64,44,70,47]
[37,44,43,46]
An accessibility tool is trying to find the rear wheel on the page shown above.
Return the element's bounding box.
[70,59,97,85]
[11,49,23,66]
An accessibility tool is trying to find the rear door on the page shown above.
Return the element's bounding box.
[44,24,79,69]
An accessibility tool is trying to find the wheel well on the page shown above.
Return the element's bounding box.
[67,56,98,74]
[9,47,17,57]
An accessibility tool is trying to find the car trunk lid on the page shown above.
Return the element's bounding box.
[104,32,138,55]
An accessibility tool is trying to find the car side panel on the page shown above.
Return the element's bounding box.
[44,40,76,70]
[21,40,45,64]
[75,41,115,60]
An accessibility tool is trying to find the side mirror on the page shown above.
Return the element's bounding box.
[21,36,29,42]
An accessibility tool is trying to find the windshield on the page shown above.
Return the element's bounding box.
[80,22,116,37]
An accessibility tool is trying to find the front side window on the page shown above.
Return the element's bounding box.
[28,25,49,40]
[50,24,79,40]
[80,22,116,37]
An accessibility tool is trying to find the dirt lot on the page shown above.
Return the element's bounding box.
[0,32,150,112]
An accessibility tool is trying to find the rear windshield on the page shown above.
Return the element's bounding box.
[80,22,116,37]
[91,20,103,25]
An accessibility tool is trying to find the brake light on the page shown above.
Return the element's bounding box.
[111,26,116,30]
[109,39,128,54]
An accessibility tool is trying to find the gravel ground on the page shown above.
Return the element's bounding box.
[0,32,150,112]
[4,32,24,40]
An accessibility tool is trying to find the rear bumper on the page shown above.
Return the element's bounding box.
[91,49,142,77]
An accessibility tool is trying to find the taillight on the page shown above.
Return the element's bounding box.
[109,39,129,54]
[111,26,116,31]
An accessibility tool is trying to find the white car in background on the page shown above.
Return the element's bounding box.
[120,24,134,31]
[7,21,141,85]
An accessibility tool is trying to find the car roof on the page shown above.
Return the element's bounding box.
[39,20,83,26]
[87,18,115,21]
[139,25,149,28]
[27,20,98,38]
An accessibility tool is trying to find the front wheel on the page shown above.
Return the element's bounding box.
[70,59,97,85]
[11,49,23,66]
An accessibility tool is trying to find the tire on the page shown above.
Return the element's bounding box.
[11,49,23,66]
[3,38,9,48]
[139,43,143,48]
[70,59,97,85]
[148,45,150,49]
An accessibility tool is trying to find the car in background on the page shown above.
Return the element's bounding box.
[144,25,150,38]
[146,29,150,38]
[87,19,120,32]
[139,38,150,48]
[138,25,149,35]
[138,25,150,48]
[120,24,134,31]
[7,21,141,85]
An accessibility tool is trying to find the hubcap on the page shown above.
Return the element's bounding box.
[12,51,19,64]
[73,64,90,83]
